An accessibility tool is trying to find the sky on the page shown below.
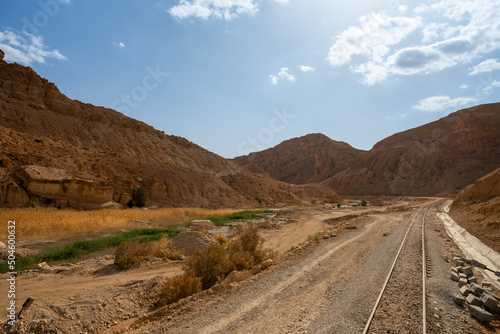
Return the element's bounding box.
[0,0,499,158]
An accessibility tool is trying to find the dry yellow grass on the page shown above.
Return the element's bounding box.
[0,208,237,240]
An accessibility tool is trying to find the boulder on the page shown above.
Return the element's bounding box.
[0,49,4,61]
[0,183,30,207]
[460,285,472,297]
[462,266,473,276]
[466,294,483,307]
[453,294,465,306]
[468,305,494,323]
[188,220,216,232]
[119,193,131,206]
[470,283,484,297]
[35,262,50,270]
[0,246,36,260]
[481,293,500,314]
[250,265,261,275]
[223,270,249,285]
[0,241,6,249]
[260,259,273,270]
[166,231,216,255]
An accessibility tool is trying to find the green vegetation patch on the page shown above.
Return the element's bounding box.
[205,210,273,226]
[0,228,181,273]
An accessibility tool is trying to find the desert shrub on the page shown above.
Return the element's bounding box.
[360,200,368,206]
[229,251,254,271]
[157,273,201,306]
[114,238,153,269]
[150,237,182,260]
[229,224,267,263]
[186,243,229,290]
[213,234,229,246]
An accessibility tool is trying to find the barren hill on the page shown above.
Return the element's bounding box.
[232,133,363,184]
[0,51,340,208]
[236,105,500,196]
[323,104,500,196]
[449,167,500,252]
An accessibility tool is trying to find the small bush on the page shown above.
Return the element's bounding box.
[229,251,254,271]
[114,238,153,269]
[213,234,229,246]
[360,200,368,206]
[157,273,201,306]
[229,224,266,263]
[186,244,229,290]
[150,237,182,260]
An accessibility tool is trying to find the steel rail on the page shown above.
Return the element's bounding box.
[362,208,423,334]
[422,208,428,334]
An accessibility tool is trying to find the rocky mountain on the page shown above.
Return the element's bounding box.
[323,104,500,196]
[232,133,363,184]
[0,50,340,209]
[449,167,500,252]
[236,104,500,197]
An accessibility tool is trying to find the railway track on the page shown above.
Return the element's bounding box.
[363,207,431,334]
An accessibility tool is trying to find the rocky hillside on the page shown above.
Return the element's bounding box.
[0,50,340,209]
[449,167,500,252]
[323,104,500,196]
[236,104,500,196]
[232,134,363,184]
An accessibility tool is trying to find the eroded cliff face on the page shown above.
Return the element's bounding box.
[16,166,114,208]
[0,52,340,209]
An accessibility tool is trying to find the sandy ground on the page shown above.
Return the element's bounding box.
[0,198,498,333]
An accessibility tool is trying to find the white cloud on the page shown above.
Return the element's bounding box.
[412,95,478,112]
[269,66,296,85]
[469,59,500,75]
[278,67,296,82]
[169,0,286,20]
[0,30,67,66]
[459,84,468,89]
[299,65,315,72]
[327,0,500,85]
[269,75,279,85]
[119,42,125,48]
[169,0,289,20]
[327,12,422,67]
[481,80,500,95]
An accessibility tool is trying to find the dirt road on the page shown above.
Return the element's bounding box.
[140,203,495,334]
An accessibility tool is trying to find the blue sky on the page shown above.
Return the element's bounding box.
[1,0,499,158]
